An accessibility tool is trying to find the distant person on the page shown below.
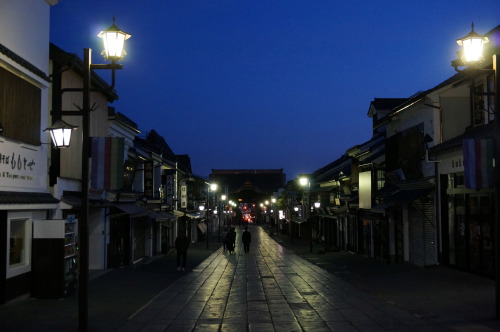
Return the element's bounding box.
[227,227,236,254]
[178,211,190,230]
[175,232,189,271]
[223,230,228,252]
[242,226,251,254]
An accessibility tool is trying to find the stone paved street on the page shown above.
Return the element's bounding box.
[120,225,446,331]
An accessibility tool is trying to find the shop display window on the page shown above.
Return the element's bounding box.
[7,215,31,278]
[9,219,26,266]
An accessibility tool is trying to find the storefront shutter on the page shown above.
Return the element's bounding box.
[409,199,437,266]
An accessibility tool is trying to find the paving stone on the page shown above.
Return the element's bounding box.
[122,226,452,332]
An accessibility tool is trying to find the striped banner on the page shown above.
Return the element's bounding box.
[463,138,494,189]
[91,137,125,191]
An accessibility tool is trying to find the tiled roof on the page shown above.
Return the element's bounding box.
[0,43,49,81]
[0,191,59,204]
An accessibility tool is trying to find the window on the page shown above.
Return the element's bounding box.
[376,169,385,190]
[9,219,26,266]
[7,216,31,278]
[386,123,424,179]
[0,66,41,145]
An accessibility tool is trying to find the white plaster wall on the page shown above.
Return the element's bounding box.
[88,208,108,269]
[0,0,52,193]
[0,1,51,73]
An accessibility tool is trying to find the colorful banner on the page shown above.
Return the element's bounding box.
[463,138,494,189]
[91,137,125,191]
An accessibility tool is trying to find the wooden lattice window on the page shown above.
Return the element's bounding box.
[0,67,41,145]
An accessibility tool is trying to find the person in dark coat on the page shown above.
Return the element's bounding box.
[226,228,236,254]
[223,231,229,252]
[242,226,251,253]
[175,233,189,271]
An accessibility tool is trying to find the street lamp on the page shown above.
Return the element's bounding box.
[206,183,217,249]
[454,24,500,318]
[44,19,130,331]
[220,194,226,238]
[314,201,321,252]
[44,120,78,148]
[299,176,312,253]
[199,204,208,249]
[456,23,489,64]
[271,197,278,235]
[265,200,270,231]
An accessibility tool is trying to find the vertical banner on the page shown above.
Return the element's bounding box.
[144,160,154,199]
[463,138,494,189]
[359,171,372,209]
[91,137,124,191]
[181,185,187,209]
[164,169,176,209]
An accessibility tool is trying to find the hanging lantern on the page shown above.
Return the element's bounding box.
[44,120,78,148]
[456,23,489,64]
[97,18,131,61]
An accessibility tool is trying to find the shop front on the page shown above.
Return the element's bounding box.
[441,172,494,277]
[433,138,495,277]
[0,193,59,304]
[109,204,149,267]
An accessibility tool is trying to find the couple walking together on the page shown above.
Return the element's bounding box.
[225,226,252,254]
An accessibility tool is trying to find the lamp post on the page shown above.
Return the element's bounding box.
[44,19,130,331]
[206,183,217,249]
[299,176,312,253]
[314,201,321,254]
[199,204,207,249]
[454,24,500,318]
[272,197,278,235]
[292,206,299,244]
[221,194,226,238]
[265,200,270,232]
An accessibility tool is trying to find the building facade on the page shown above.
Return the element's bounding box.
[0,0,61,303]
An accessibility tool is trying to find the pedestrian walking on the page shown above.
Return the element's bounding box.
[242,226,251,253]
[227,227,236,254]
[175,232,189,271]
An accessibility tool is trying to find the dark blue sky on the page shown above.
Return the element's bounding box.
[50,1,500,180]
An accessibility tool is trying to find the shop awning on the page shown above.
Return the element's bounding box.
[113,203,148,216]
[174,210,202,218]
[0,191,59,209]
[385,187,433,204]
[59,196,82,209]
[371,186,433,214]
[147,210,175,221]
[197,221,207,233]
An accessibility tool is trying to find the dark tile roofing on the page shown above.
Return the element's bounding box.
[176,154,192,174]
[49,43,118,102]
[134,130,176,159]
[0,43,49,81]
[108,107,139,131]
[370,98,408,111]
[0,191,59,204]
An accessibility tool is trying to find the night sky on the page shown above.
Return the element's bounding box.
[50,1,500,180]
